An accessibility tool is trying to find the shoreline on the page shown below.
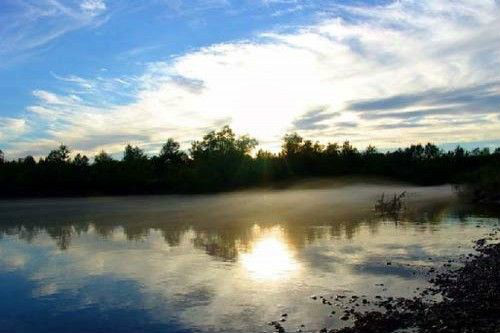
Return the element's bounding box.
[269,227,500,333]
[0,176,454,200]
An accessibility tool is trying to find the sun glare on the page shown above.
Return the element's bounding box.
[240,226,300,281]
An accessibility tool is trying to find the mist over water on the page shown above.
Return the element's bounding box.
[0,182,498,333]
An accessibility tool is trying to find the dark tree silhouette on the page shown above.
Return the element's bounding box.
[189,125,258,190]
[46,144,71,163]
[73,153,89,167]
[0,125,498,198]
[158,139,186,165]
[123,144,147,163]
[94,150,114,164]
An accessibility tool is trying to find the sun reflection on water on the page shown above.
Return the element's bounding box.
[240,225,300,281]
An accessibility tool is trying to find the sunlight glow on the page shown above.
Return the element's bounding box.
[240,226,299,281]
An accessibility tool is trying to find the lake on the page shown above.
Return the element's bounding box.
[0,182,498,333]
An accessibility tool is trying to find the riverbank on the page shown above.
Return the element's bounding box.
[269,227,500,333]
[2,127,499,198]
[0,175,451,200]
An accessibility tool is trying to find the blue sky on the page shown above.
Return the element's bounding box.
[0,0,499,158]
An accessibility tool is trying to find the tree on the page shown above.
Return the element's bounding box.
[46,144,71,163]
[236,134,259,154]
[364,145,378,155]
[301,140,323,154]
[480,148,490,156]
[469,147,491,157]
[189,126,258,189]
[94,150,113,164]
[341,141,357,156]
[159,139,186,164]
[454,146,465,159]
[91,150,117,194]
[281,133,303,157]
[123,144,147,163]
[23,155,36,166]
[190,125,257,160]
[325,142,340,156]
[256,149,274,160]
[405,144,424,160]
[1,125,499,197]
[73,153,89,167]
[424,143,440,159]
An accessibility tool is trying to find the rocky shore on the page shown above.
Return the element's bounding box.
[268,227,500,333]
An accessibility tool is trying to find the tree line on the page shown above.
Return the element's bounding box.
[0,125,499,197]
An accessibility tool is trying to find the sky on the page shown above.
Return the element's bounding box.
[0,0,499,159]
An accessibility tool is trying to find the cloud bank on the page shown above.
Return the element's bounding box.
[1,0,499,158]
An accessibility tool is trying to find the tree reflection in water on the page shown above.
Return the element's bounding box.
[0,185,499,333]
[0,184,460,256]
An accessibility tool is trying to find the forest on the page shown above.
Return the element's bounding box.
[0,126,499,198]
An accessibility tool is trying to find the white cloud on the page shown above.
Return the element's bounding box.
[32,90,82,105]
[80,0,107,14]
[51,73,95,90]
[0,118,29,143]
[5,0,500,157]
[162,0,230,17]
[0,0,108,66]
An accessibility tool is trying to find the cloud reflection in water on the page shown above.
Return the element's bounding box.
[0,184,498,332]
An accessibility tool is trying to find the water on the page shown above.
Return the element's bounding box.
[0,183,498,333]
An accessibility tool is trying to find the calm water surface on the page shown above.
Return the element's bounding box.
[0,183,498,333]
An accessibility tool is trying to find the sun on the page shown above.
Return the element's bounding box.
[240,226,300,281]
